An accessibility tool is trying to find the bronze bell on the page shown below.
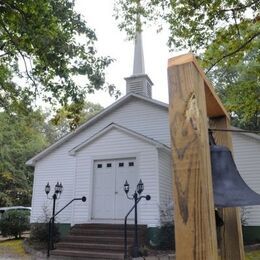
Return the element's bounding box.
[210,144,260,208]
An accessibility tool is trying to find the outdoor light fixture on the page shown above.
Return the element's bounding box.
[137,179,144,194]
[54,182,63,195]
[45,181,63,254]
[124,180,129,194]
[45,182,50,195]
[45,182,87,258]
[123,179,151,259]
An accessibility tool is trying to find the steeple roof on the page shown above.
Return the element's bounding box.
[125,26,153,98]
[133,31,145,75]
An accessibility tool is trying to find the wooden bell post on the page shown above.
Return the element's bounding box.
[167,53,245,260]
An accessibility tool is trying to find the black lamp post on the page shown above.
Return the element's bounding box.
[45,182,63,251]
[124,179,150,258]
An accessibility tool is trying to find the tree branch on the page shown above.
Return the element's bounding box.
[0,52,9,58]
[0,19,37,89]
[206,32,260,73]
[232,10,241,38]
[219,0,260,12]
[0,0,26,17]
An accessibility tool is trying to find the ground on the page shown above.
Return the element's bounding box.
[0,239,30,259]
[1,237,260,259]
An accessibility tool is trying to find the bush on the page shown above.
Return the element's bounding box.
[29,204,60,244]
[30,222,60,244]
[0,209,30,238]
[148,224,175,250]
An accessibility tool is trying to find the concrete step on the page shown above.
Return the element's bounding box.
[56,242,126,252]
[51,224,147,259]
[70,228,135,237]
[74,223,147,231]
[51,249,124,259]
[62,234,134,244]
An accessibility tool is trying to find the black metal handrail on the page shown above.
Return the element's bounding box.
[124,195,150,259]
[47,196,86,257]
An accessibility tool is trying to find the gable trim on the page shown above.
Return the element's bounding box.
[69,123,171,155]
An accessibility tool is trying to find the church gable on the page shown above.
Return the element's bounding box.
[69,123,170,155]
[27,95,170,166]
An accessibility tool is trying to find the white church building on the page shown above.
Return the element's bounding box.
[27,32,260,245]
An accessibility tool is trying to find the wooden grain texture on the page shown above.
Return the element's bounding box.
[209,117,245,260]
[169,54,229,119]
[168,61,218,260]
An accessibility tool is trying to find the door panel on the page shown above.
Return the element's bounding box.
[92,160,115,219]
[92,158,136,220]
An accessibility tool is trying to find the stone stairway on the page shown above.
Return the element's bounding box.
[50,223,147,259]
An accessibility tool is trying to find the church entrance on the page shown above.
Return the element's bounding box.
[92,158,137,220]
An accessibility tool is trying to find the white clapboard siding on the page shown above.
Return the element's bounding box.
[30,148,77,223]
[158,150,173,224]
[31,98,168,223]
[72,128,160,226]
[232,132,260,226]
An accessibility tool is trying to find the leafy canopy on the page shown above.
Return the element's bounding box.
[50,100,103,139]
[0,111,48,207]
[203,24,259,130]
[114,0,259,130]
[0,99,103,207]
[0,0,118,114]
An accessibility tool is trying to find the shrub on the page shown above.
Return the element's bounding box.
[0,209,30,238]
[30,222,60,244]
[30,205,60,244]
[148,224,175,250]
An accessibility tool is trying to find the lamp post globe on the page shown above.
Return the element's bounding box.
[124,180,130,194]
[45,182,50,196]
[54,182,60,194]
[137,179,144,194]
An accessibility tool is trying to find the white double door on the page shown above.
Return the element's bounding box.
[92,158,137,220]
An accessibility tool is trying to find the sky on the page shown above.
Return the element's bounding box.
[74,0,185,107]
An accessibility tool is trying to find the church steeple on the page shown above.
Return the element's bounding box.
[133,31,145,75]
[125,20,153,98]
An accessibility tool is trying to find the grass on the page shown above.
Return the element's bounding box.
[0,238,30,259]
[246,250,260,259]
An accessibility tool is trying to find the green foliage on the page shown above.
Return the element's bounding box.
[0,111,48,206]
[50,100,103,134]
[0,100,103,206]
[114,0,259,129]
[148,225,175,250]
[115,0,259,52]
[203,28,260,130]
[0,0,118,118]
[30,223,60,244]
[30,205,60,244]
[0,209,30,238]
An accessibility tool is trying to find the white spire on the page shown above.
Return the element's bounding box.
[133,31,145,75]
[125,12,153,98]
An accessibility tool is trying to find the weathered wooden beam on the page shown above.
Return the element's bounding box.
[209,116,245,260]
[169,53,229,118]
[168,58,218,259]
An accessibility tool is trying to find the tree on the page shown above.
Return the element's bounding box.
[0,0,119,116]
[203,26,259,130]
[114,0,259,129]
[0,209,30,238]
[49,100,103,139]
[0,111,48,206]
